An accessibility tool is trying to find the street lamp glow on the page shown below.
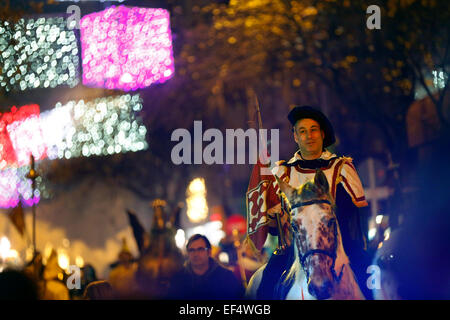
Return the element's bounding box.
[175,229,186,249]
[75,256,85,268]
[0,236,11,259]
[375,215,383,224]
[57,249,69,271]
[368,228,377,241]
[186,178,208,223]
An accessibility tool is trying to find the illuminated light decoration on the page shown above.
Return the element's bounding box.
[25,247,34,262]
[57,248,70,271]
[174,229,186,250]
[0,123,17,170]
[42,93,147,159]
[0,236,21,269]
[43,243,54,265]
[383,228,391,241]
[75,256,85,268]
[80,6,174,91]
[368,227,377,241]
[375,214,383,224]
[218,252,229,264]
[6,113,47,167]
[186,178,208,223]
[432,70,447,89]
[0,236,11,260]
[0,17,80,92]
[39,104,75,160]
[1,104,45,169]
[225,214,246,235]
[0,95,146,208]
[0,167,40,208]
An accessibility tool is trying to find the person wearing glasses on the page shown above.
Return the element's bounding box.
[168,234,244,300]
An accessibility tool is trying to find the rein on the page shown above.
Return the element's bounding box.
[291,199,332,209]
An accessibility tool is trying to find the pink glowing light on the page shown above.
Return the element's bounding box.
[80,6,175,91]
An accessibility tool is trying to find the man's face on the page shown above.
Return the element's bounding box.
[187,238,210,268]
[293,118,325,159]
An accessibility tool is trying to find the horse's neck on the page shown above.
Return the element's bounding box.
[332,227,365,300]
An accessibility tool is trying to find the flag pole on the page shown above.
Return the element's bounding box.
[252,91,286,254]
[26,154,39,258]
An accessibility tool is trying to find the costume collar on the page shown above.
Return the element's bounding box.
[286,150,338,169]
[288,150,336,164]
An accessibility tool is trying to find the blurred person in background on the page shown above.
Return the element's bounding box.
[168,234,244,300]
[23,250,68,300]
[108,239,139,298]
[83,280,115,300]
[40,249,70,300]
[0,269,38,300]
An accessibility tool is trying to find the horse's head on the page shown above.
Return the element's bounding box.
[276,170,347,300]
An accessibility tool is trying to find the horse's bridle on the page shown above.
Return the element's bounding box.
[284,197,345,284]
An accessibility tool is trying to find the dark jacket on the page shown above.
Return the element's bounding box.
[168,258,244,300]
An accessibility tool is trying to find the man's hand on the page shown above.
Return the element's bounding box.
[267,203,292,247]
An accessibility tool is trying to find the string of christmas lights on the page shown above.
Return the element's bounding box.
[44,94,148,159]
[0,166,39,208]
[0,17,80,92]
[0,104,47,169]
[80,6,174,91]
[0,94,147,208]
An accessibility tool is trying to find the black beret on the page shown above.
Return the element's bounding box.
[288,105,336,148]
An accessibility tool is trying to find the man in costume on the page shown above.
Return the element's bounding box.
[246,105,370,298]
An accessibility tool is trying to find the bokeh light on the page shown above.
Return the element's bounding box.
[0,95,147,208]
[80,6,174,91]
[1,104,46,168]
[0,17,80,92]
[43,93,148,159]
[0,166,39,208]
[186,178,208,223]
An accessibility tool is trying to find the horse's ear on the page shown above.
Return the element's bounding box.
[314,169,329,194]
[274,175,295,200]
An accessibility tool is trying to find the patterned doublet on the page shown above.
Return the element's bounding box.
[271,150,368,208]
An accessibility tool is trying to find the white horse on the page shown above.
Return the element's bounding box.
[246,170,365,300]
